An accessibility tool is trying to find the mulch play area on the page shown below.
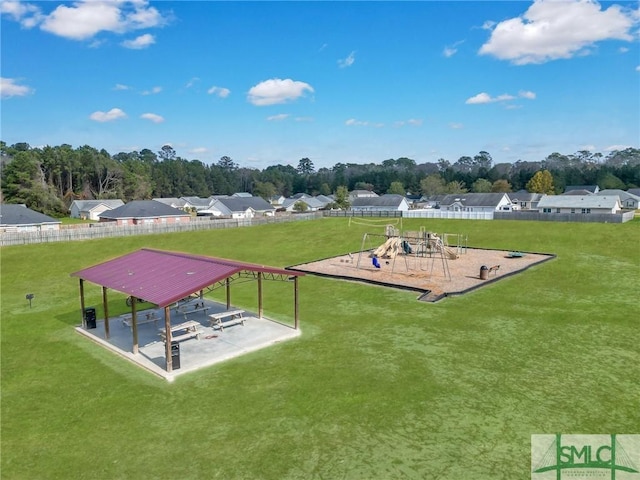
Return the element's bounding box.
[288,247,555,302]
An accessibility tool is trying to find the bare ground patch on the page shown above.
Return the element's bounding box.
[288,247,555,302]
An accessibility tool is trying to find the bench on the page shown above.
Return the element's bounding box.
[208,310,245,331]
[176,304,210,320]
[121,311,159,328]
[488,265,500,276]
[158,320,202,342]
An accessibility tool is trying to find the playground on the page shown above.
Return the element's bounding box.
[289,224,554,301]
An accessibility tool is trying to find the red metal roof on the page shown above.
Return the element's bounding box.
[70,248,303,307]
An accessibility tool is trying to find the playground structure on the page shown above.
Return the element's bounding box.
[356,225,468,281]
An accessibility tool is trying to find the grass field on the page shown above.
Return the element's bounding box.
[1,218,638,479]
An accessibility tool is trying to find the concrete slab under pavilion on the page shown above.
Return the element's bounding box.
[76,299,300,382]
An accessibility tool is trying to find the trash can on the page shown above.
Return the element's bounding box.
[84,307,97,329]
[171,341,181,370]
[480,265,489,280]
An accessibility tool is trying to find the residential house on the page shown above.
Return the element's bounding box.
[180,196,213,212]
[508,190,544,210]
[628,188,640,198]
[153,197,190,211]
[536,195,622,215]
[69,199,124,220]
[98,200,191,226]
[232,192,253,198]
[209,196,276,218]
[0,204,61,232]
[438,193,514,213]
[564,185,600,194]
[351,194,410,212]
[596,189,640,210]
[349,190,379,203]
[281,194,325,212]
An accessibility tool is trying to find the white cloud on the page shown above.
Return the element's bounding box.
[449,123,464,129]
[0,77,34,98]
[395,119,423,127]
[479,0,638,65]
[636,65,640,72]
[345,118,368,126]
[267,114,290,121]
[605,144,633,151]
[443,40,464,58]
[247,78,314,106]
[0,0,43,27]
[113,83,131,91]
[466,91,536,104]
[121,33,155,49]
[338,51,356,68]
[185,77,200,88]
[89,108,127,122]
[4,0,167,43]
[140,113,164,123]
[141,86,162,95]
[189,147,208,154]
[207,86,231,98]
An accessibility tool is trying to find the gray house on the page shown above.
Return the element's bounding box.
[98,200,191,226]
[1,204,61,232]
[69,199,124,220]
[596,190,640,210]
[508,190,544,210]
[208,196,276,218]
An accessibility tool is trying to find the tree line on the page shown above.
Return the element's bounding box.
[1,141,638,216]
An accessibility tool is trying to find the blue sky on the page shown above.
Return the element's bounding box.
[1,0,639,170]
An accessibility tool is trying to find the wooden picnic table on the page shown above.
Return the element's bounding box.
[158,320,202,342]
[208,310,245,331]
[121,311,160,328]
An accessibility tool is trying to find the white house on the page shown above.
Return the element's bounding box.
[208,196,276,218]
[536,195,622,214]
[349,190,379,202]
[596,190,640,210]
[508,190,544,211]
[438,193,514,213]
[351,194,410,212]
[69,199,124,220]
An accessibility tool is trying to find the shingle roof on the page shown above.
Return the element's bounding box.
[153,197,187,208]
[351,194,405,207]
[565,185,599,193]
[508,190,543,202]
[439,193,507,207]
[71,199,124,211]
[70,248,304,307]
[98,200,188,219]
[537,195,620,209]
[0,204,61,226]
[214,196,275,213]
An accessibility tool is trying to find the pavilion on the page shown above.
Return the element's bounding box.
[70,248,304,373]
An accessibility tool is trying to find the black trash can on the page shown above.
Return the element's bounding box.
[480,265,489,280]
[171,341,181,370]
[84,307,97,329]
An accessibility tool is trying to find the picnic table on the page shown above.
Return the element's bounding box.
[158,320,202,342]
[121,311,160,328]
[208,310,245,331]
[175,301,210,320]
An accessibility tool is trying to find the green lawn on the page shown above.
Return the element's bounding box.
[1,218,638,479]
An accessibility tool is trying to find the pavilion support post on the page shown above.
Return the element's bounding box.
[102,286,110,340]
[164,306,172,373]
[226,278,231,310]
[294,276,300,330]
[79,279,86,328]
[131,297,139,355]
[257,272,263,319]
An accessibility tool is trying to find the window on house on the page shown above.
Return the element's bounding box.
[556,208,561,213]
[582,208,591,214]
[571,209,575,214]
[543,208,551,213]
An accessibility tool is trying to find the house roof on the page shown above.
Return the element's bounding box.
[70,199,124,211]
[153,197,188,208]
[98,200,188,219]
[232,192,252,198]
[180,196,212,207]
[565,185,599,193]
[213,196,275,213]
[351,194,406,207]
[439,193,508,207]
[70,248,304,308]
[563,189,592,196]
[1,204,61,226]
[597,189,640,202]
[537,195,621,209]
[282,196,325,209]
[508,190,543,202]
